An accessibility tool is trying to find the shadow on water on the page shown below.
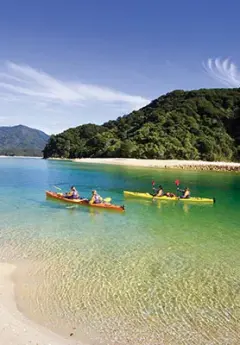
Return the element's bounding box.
[23,197,91,214]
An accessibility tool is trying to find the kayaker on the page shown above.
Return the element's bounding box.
[153,185,176,198]
[89,190,103,204]
[154,185,164,197]
[65,186,80,199]
[178,187,191,199]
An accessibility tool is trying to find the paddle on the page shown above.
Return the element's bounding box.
[152,180,156,193]
[175,179,180,187]
[151,180,161,201]
[103,197,112,203]
[175,179,181,198]
[54,185,62,191]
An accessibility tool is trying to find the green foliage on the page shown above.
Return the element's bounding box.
[43,88,240,162]
[0,125,49,157]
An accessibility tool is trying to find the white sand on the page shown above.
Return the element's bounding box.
[72,158,240,169]
[0,263,85,345]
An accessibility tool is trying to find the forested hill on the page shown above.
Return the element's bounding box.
[43,88,240,162]
[0,125,49,156]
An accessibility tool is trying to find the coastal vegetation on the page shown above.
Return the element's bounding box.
[43,88,240,162]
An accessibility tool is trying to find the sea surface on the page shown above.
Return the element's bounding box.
[0,157,239,345]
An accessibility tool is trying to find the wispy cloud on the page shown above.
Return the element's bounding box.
[203,57,240,87]
[0,61,149,109]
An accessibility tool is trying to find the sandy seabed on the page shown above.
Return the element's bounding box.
[0,263,84,345]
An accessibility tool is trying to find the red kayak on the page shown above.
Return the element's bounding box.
[46,191,125,212]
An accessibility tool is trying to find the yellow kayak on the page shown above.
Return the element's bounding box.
[123,191,215,203]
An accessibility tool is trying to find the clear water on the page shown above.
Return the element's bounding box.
[0,157,239,345]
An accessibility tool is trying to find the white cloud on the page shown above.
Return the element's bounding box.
[203,57,240,87]
[0,61,150,133]
[0,61,149,108]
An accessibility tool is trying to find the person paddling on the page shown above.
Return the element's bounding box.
[89,190,103,204]
[178,187,191,199]
[64,186,80,199]
[154,185,164,197]
[152,184,175,198]
[89,190,112,205]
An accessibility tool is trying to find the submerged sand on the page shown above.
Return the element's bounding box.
[0,262,83,345]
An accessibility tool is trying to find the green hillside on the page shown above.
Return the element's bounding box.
[0,125,49,156]
[43,88,240,162]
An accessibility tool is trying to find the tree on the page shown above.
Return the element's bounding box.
[42,88,240,162]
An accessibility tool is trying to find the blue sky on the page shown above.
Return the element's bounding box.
[0,0,239,134]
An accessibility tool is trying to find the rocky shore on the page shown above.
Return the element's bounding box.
[162,164,240,172]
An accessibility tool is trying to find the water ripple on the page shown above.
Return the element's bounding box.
[1,229,238,345]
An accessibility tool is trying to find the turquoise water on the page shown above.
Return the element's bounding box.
[0,157,239,345]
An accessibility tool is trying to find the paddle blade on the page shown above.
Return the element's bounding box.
[54,185,62,191]
[104,197,112,203]
[175,179,180,186]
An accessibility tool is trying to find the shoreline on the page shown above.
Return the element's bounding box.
[52,158,240,172]
[0,262,84,345]
[0,155,42,159]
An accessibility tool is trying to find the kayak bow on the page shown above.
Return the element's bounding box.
[123,191,215,203]
[46,191,125,211]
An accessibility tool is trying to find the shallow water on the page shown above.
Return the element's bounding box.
[0,157,239,345]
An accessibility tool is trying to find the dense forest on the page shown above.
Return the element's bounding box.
[43,88,240,161]
[0,125,49,157]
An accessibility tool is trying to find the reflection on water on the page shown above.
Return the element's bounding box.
[0,158,240,345]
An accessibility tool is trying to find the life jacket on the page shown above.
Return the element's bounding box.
[72,190,79,199]
[94,193,102,203]
[155,188,163,196]
[184,190,190,198]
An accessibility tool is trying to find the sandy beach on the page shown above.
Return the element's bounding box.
[0,263,84,345]
[72,158,240,172]
[4,156,240,171]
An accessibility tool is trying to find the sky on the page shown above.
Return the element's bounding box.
[0,0,240,134]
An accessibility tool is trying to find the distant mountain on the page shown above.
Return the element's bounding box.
[0,125,49,157]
